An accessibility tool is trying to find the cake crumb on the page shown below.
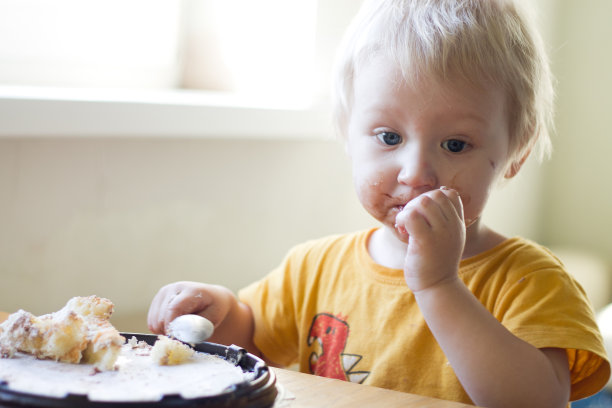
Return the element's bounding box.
[150,336,194,366]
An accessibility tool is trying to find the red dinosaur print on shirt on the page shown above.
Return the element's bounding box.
[307,312,370,384]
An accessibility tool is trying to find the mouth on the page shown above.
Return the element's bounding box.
[392,203,408,236]
[389,193,415,211]
[389,196,409,211]
[308,336,323,349]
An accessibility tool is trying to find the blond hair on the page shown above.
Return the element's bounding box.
[332,0,554,168]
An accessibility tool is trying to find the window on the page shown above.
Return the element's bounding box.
[0,0,317,107]
[0,0,181,89]
[0,0,363,137]
[180,0,318,108]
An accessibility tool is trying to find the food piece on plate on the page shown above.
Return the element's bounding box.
[0,309,88,363]
[0,296,124,370]
[151,335,194,365]
[126,335,150,350]
[63,296,115,321]
[67,296,124,370]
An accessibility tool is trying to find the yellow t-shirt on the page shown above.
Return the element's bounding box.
[239,229,610,403]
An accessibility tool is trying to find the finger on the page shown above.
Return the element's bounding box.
[162,294,191,333]
[405,189,462,233]
[396,194,436,234]
[408,191,450,229]
[398,201,433,239]
[147,304,160,334]
[417,192,447,224]
[439,186,464,222]
[166,288,216,333]
[407,208,432,237]
[147,287,170,334]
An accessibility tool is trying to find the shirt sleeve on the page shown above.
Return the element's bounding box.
[238,250,301,367]
[494,266,610,400]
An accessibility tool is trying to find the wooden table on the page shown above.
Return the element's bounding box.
[0,311,473,407]
[273,368,474,407]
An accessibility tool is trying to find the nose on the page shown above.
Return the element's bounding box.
[396,145,437,189]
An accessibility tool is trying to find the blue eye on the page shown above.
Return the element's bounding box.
[376,131,402,146]
[442,139,467,153]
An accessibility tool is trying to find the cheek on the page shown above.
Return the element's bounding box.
[353,168,384,208]
[447,162,500,223]
[351,160,390,217]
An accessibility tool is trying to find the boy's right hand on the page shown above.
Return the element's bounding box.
[147,281,235,336]
[395,187,465,293]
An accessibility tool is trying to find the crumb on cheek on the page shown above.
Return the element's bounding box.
[370,177,383,187]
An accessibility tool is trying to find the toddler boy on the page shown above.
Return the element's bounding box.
[148,0,609,405]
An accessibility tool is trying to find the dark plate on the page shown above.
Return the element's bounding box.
[0,333,277,408]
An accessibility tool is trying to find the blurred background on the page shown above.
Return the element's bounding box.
[0,0,610,332]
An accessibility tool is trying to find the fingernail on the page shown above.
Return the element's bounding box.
[440,186,449,190]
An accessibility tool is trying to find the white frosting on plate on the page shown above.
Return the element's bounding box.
[0,340,254,402]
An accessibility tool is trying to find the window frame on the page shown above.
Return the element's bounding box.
[0,87,332,139]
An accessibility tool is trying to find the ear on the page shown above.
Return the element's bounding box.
[504,147,532,179]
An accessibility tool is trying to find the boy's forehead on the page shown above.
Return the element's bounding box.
[350,55,511,138]
[353,53,503,104]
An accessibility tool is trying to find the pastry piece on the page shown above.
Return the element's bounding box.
[150,335,194,365]
[0,308,87,363]
[0,296,124,370]
[65,296,124,370]
[63,296,114,321]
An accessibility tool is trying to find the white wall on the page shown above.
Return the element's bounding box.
[0,138,373,331]
[541,0,612,267]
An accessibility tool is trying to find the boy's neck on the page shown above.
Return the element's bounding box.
[462,220,507,259]
[368,222,507,270]
[367,227,407,269]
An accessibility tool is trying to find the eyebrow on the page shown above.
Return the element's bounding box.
[460,112,488,124]
[439,107,489,126]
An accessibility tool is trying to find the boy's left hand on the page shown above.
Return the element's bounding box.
[395,187,465,293]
